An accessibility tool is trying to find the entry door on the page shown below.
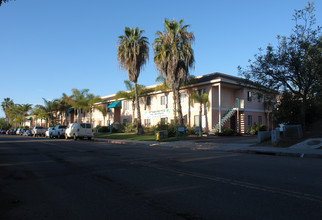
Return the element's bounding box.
[230,115,236,132]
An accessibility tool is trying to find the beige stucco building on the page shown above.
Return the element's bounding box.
[27,72,274,133]
[90,72,274,133]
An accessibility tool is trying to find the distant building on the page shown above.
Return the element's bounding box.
[29,72,275,133]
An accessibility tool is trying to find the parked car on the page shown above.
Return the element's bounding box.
[16,128,25,135]
[51,125,67,139]
[45,127,55,138]
[32,126,46,137]
[23,130,32,136]
[65,123,93,140]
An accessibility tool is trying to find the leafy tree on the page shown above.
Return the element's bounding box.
[190,91,209,136]
[17,104,32,127]
[239,2,322,129]
[1,98,14,126]
[86,93,102,126]
[38,98,59,127]
[56,95,72,125]
[0,0,13,7]
[31,105,47,127]
[96,104,109,126]
[115,80,153,124]
[67,89,90,123]
[117,27,149,134]
[154,19,194,126]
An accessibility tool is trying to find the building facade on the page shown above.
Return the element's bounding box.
[91,72,274,133]
[27,72,274,133]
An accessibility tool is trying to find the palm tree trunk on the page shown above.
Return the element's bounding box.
[134,82,142,134]
[199,104,202,137]
[175,88,184,126]
[172,89,177,124]
[90,108,93,126]
[132,101,135,124]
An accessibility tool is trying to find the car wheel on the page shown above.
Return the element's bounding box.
[58,133,61,139]
[73,134,77,140]
[50,134,53,139]
[88,137,92,141]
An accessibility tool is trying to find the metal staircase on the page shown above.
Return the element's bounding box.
[212,98,240,132]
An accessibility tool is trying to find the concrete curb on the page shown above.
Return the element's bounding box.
[229,149,322,159]
[93,138,322,159]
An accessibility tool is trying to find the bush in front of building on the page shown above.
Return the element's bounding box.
[246,124,267,135]
[153,122,177,137]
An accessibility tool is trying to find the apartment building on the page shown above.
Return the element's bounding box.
[90,72,274,133]
[27,72,273,133]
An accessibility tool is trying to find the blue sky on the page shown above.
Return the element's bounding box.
[0,0,321,117]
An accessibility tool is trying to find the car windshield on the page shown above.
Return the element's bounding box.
[85,124,91,128]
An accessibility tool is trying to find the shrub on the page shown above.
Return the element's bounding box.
[153,122,177,137]
[246,124,267,135]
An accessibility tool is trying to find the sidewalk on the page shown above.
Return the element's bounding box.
[93,136,322,159]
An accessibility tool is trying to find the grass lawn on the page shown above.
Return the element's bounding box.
[94,133,156,141]
[94,132,206,142]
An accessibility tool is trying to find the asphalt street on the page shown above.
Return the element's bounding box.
[0,135,321,219]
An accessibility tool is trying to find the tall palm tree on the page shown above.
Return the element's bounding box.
[117,27,149,134]
[0,0,13,6]
[56,96,72,125]
[17,104,33,127]
[190,91,209,136]
[115,80,153,124]
[69,89,89,123]
[39,98,58,128]
[31,105,45,127]
[96,104,109,126]
[1,98,14,126]
[154,19,194,126]
[86,93,102,126]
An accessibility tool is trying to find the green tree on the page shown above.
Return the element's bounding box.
[56,96,72,125]
[117,27,149,134]
[239,2,322,130]
[17,104,32,127]
[115,80,153,124]
[86,93,102,126]
[96,104,109,126]
[0,0,13,6]
[69,89,89,123]
[38,98,59,127]
[1,98,14,126]
[154,19,194,126]
[31,105,47,127]
[190,91,209,136]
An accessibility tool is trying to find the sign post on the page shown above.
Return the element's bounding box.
[176,126,186,138]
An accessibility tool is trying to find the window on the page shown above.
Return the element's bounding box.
[248,115,253,126]
[194,115,200,127]
[86,124,91,128]
[180,93,185,103]
[80,123,85,128]
[258,116,263,125]
[146,96,152,105]
[144,119,151,126]
[160,117,168,124]
[123,101,129,110]
[257,93,263,102]
[161,96,168,105]
[247,91,252,102]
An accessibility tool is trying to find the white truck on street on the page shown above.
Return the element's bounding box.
[32,126,46,137]
[50,125,67,139]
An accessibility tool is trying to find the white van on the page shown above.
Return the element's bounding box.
[65,123,93,140]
